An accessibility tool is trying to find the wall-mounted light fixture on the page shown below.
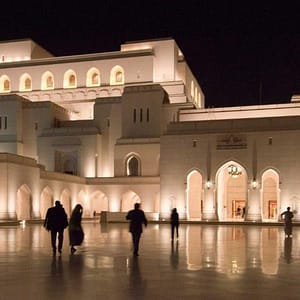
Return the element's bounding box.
[206,180,212,189]
[252,180,257,189]
[228,165,242,178]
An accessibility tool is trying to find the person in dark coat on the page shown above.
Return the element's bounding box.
[170,208,179,240]
[44,200,68,255]
[281,207,294,237]
[69,204,84,254]
[126,203,148,256]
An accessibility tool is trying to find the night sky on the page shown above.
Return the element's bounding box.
[1,1,300,108]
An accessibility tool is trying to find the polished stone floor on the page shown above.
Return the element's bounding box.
[0,221,300,299]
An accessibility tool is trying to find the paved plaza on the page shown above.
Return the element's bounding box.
[0,221,300,299]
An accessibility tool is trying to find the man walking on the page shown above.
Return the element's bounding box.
[126,203,148,256]
[281,207,294,238]
[44,200,68,255]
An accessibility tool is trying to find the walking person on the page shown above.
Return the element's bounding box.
[44,200,68,255]
[281,207,294,237]
[126,203,148,256]
[170,208,179,240]
[69,204,84,254]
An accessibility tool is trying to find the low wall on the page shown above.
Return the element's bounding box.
[100,211,160,223]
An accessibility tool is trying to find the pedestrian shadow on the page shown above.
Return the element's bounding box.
[284,237,292,264]
[128,257,147,299]
[170,240,179,269]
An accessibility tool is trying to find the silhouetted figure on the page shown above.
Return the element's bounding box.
[126,203,148,256]
[170,208,179,240]
[69,204,84,254]
[44,200,68,255]
[242,207,246,218]
[236,206,241,217]
[281,207,294,237]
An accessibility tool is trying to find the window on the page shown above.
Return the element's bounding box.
[0,116,8,130]
[140,108,143,122]
[63,70,77,88]
[19,73,32,91]
[127,156,140,176]
[147,108,149,122]
[110,65,125,85]
[86,68,100,87]
[133,109,137,123]
[0,75,10,93]
[41,71,54,90]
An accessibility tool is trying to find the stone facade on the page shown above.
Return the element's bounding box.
[0,38,299,222]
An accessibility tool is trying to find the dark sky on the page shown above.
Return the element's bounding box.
[1,1,300,108]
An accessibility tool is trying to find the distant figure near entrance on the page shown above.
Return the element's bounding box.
[281,207,294,237]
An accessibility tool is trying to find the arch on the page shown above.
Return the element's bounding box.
[126,154,141,176]
[16,184,32,220]
[121,191,141,212]
[19,73,32,91]
[216,161,248,221]
[86,67,101,87]
[90,190,109,217]
[261,169,280,221]
[110,65,125,85]
[60,189,71,216]
[40,186,53,219]
[187,170,203,220]
[0,75,11,93]
[41,71,54,90]
[75,190,90,217]
[63,69,77,88]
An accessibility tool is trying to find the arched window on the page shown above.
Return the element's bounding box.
[63,70,77,88]
[0,75,11,93]
[19,73,32,91]
[110,65,125,85]
[86,67,100,87]
[41,71,54,90]
[126,155,140,176]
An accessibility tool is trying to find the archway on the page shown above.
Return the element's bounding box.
[60,189,71,216]
[16,185,32,220]
[121,191,141,212]
[262,169,279,221]
[216,162,247,221]
[90,191,109,217]
[40,186,53,219]
[187,170,202,220]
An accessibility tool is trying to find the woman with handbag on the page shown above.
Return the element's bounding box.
[69,204,84,254]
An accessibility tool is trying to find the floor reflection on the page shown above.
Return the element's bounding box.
[0,222,299,298]
[185,225,299,275]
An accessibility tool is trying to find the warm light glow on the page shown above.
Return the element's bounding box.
[252,180,257,189]
[206,181,212,189]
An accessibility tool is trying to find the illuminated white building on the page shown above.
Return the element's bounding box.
[0,38,299,222]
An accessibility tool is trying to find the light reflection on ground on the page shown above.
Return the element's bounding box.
[0,222,299,299]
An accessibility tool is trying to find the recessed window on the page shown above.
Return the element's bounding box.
[127,156,140,176]
[86,68,100,87]
[41,71,54,90]
[63,70,77,88]
[19,73,32,91]
[0,75,10,93]
[110,65,125,85]
[0,116,8,130]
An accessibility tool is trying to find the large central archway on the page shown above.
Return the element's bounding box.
[216,162,248,221]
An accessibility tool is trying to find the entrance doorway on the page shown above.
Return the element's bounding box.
[232,200,246,218]
[268,200,277,219]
